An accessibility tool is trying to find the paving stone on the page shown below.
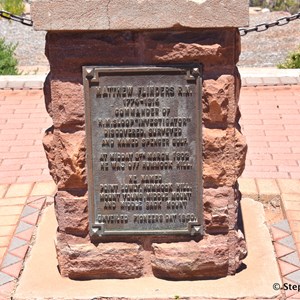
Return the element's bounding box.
[273,242,295,258]
[0,186,8,199]
[278,235,297,250]
[0,197,27,206]
[15,228,34,242]
[1,261,23,278]
[8,237,27,252]
[10,244,29,259]
[27,198,45,210]
[281,252,300,268]
[15,221,33,234]
[30,181,56,197]
[238,178,258,201]
[277,179,300,194]
[0,281,15,298]
[271,226,290,241]
[5,183,33,198]
[0,254,21,269]
[272,219,292,234]
[282,194,300,202]
[27,196,45,204]
[286,211,300,222]
[283,278,299,298]
[290,292,300,299]
[20,206,38,218]
[278,259,300,276]
[0,237,10,248]
[285,270,300,284]
[21,211,40,225]
[0,272,14,285]
[256,178,280,202]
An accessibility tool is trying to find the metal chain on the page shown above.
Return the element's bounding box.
[239,11,300,36]
[0,10,33,26]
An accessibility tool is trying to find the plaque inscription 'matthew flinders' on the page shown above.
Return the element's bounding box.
[83,66,203,237]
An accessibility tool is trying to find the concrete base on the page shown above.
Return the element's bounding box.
[14,198,282,300]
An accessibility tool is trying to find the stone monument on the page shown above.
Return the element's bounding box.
[31,0,249,280]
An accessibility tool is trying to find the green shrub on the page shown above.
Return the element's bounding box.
[0,0,25,15]
[250,0,299,14]
[278,46,300,68]
[0,38,19,75]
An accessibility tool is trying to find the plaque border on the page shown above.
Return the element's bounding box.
[83,65,203,237]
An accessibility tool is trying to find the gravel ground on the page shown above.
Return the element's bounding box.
[239,11,300,67]
[0,10,299,69]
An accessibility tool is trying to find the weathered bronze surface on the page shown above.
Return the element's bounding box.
[83,66,203,237]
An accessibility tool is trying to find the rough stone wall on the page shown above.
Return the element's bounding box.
[43,28,247,280]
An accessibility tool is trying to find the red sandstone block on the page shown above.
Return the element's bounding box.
[5,118,32,124]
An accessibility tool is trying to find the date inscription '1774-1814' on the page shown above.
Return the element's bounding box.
[83,65,203,237]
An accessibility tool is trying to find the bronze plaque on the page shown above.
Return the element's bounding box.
[83,65,203,237]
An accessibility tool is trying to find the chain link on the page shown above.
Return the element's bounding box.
[239,11,300,36]
[0,10,33,26]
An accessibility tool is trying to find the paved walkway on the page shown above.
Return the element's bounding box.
[0,81,300,299]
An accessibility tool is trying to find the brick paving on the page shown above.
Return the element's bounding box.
[240,85,300,179]
[0,90,52,184]
[0,84,300,299]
